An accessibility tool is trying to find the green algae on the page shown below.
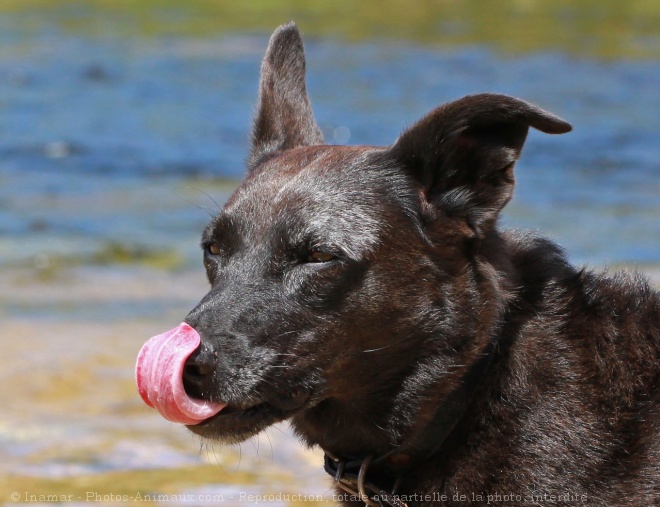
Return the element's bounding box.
[1,0,659,59]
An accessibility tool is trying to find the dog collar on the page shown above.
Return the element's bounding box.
[322,339,497,507]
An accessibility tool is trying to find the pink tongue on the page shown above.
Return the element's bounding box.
[135,323,226,425]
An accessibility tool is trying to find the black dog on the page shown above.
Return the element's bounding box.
[137,23,660,506]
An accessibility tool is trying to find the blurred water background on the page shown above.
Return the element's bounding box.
[0,1,658,505]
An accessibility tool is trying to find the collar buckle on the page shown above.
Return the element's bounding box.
[324,453,407,507]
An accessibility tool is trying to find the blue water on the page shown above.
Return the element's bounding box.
[1,30,658,276]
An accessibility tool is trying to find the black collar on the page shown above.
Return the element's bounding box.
[323,339,496,507]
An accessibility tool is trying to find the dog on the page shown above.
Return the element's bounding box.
[136,23,660,506]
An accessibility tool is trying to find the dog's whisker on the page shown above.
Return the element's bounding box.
[259,330,300,348]
[196,439,205,464]
[210,443,229,476]
[235,443,242,472]
[185,185,223,212]
[173,189,216,218]
[264,429,274,462]
[361,344,394,353]
[250,435,260,459]
[270,423,288,437]
[359,338,410,354]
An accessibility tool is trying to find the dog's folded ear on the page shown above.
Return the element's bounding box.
[391,94,571,236]
[249,22,324,170]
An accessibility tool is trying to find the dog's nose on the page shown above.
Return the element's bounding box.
[182,344,217,400]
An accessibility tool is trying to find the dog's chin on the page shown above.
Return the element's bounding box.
[185,391,312,443]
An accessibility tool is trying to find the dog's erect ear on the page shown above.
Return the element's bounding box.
[391,93,571,235]
[248,22,323,170]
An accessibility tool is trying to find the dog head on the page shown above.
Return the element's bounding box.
[136,23,571,456]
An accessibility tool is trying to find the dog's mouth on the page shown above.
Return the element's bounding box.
[187,388,312,440]
[136,323,312,440]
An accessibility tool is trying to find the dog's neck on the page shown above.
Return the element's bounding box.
[291,232,522,498]
[319,336,497,498]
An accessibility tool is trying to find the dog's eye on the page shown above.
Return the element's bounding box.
[307,251,336,263]
[207,244,221,256]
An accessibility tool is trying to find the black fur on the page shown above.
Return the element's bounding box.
[180,23,660,506]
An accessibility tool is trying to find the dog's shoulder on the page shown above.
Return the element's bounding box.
[505,230,659,330]
[501,230,660,405]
